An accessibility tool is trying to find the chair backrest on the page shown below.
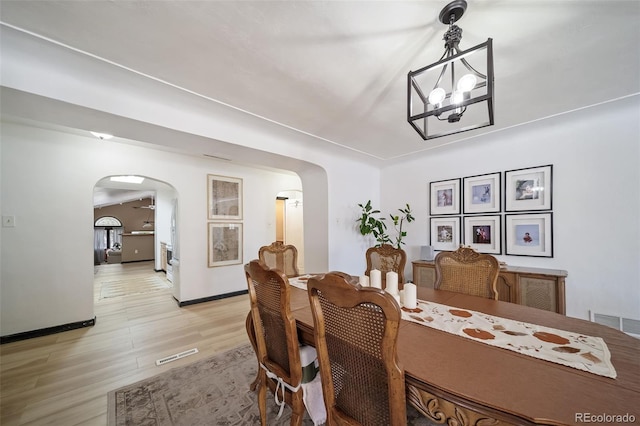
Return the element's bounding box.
[258,241,299,278]
[434,246,500,299]
[307,272,406,426]
[245,260,302,388]
[365,244,406,285]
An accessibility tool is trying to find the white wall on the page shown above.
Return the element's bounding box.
[381,95,640,320]
[324,161,382,275]
[0,123,303,335]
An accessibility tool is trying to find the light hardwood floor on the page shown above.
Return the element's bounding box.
[0,261,251,425]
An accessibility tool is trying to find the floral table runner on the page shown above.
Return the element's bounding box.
[402,300,617,379]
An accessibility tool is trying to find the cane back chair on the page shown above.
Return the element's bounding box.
[259,241,300,278]
[307,272,406,426]
[365,244,406,287]
[245,260,305,426]
[434,246,500,300]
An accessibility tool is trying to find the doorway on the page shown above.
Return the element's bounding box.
[93,176,179,301]
[276,190,304,273]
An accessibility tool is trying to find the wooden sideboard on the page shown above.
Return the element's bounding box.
[412,260,567,314]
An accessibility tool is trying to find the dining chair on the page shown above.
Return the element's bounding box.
[307,272,407,426]
[259,241,300,278]
[365,244,406,286]
[245,260,305,426]
[434,246,500,299]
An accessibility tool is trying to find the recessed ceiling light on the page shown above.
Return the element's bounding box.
[110,175,145,184]
[90,131,113,140]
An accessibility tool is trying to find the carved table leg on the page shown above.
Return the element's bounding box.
[407,384,510,426]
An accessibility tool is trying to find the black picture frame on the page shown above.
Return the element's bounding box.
[430,216,461,251]
[463,172,501,214]
[505,212,553,257]
[463,215,502,254]
[505,165,552,212]
[430,178,461,215]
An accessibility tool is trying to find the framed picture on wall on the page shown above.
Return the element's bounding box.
[208,222,243,267]
[430,178,461,215]
[505,213,553,257]
[463,215,501,254]
[430,216,461,251]
[505,165,552,211]
[207,174,243,220]
[463,172,501,214]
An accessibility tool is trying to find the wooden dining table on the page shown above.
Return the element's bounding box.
[286,283,640,426]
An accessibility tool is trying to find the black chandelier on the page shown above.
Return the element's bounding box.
[407,0,494,140]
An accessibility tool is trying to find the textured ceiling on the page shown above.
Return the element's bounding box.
[1,1,639,161]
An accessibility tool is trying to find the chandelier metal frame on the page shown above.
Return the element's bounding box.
[407,0,494,140]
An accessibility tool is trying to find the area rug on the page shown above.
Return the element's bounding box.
[107,344,435,425]
[100,276,171,299]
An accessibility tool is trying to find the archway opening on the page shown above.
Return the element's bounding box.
[93,175,179,299]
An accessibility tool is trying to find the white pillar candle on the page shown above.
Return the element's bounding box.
[385,271,398,295]
[393,293,401,306]
[403,283,418,310]
[399,289,405,305]
[370,269,382,288]
[359,275,370,287]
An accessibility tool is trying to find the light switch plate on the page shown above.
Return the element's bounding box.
[3,216,16,227]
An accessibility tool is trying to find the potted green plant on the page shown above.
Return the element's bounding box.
[356,201,414,248]
[356,200,390,246]
[389,204,415,248]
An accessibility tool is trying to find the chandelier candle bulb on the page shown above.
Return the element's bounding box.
[386,271,399,295]
[370,269,382,288]
[404,283,418,310]
[359,275,370,287]
[457,73,477,92]
[428,87,446,106]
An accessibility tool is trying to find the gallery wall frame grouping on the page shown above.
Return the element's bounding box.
[429,165,553,257]
[207,174,244,267]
